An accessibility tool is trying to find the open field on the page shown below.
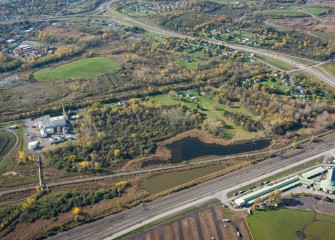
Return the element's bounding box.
[247,208,335,240]
[123,203,252,240]
[150,90,257,140]
[320,61,335,78]
[0,131,16,159]
[305,221,335,240]
[33,57,119,80]
[141,164,227,194]
[301,7,328,16]
[247,208,314,240]
[265,7,300,15]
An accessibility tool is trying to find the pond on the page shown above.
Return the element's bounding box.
[167,137,270,164]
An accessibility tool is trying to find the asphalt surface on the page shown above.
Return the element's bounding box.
[48,137,335,240]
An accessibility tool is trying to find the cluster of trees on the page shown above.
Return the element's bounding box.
[0,185,127,235]
[239,88,335,135]
[0,53,20,73]
[223,110,264,132]
[44,101,201,171]
[18,187,124,223]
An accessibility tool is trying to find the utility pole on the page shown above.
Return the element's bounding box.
[38,156,45,190]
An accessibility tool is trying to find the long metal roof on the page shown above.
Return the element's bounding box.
[301,167,325,179]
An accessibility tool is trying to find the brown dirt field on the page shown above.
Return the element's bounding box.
[163,222,180,240]
[42,26,95,39]
[235,218,253,240]
[198,209,220,240]
[144,229,160,240]
[214,205,224,220]
[181,216,200,240]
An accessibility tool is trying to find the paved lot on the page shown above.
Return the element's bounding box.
[23,118,77,153]
[23,118,50,152]
[283,197,318,211]
[315,201,335,216]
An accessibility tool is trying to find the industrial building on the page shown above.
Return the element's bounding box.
[235,176,301,207]
[34,106,68,138]
[320,169,335,194]
[235,166,335,207]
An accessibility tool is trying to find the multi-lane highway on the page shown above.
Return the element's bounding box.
[48,137,335,240]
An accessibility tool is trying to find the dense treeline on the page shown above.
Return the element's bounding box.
[0,53,21,73]
[0,184,127,236]
[223,110,264,132]
[44,101,202,171]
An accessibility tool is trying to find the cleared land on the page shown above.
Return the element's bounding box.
[0,131,16,159]
[33,57,119,80]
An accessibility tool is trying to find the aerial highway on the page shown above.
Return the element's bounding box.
[47,137,335,240]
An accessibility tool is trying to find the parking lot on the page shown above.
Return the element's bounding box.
[23,117,77,153]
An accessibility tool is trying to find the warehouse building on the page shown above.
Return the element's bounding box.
[235,166,334,207]
[235,176,300,207]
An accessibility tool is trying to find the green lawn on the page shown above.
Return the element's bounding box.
[266,7,299,15]
[33,57,119,80]
[302,7,328,15]
[247,209,314,240]
[305,221,335,240]
[150,90,257,140]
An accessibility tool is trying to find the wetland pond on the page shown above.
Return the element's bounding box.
[141,137,271,193]
[166,137,271,163]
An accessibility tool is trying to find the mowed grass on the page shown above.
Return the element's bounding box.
[0,131,16,158]
[247,209,314,240]
[34,57,119,80]
[266,7,299,15]
[150,90,257,140]
[305,221,335,240]
[302,7,328,15]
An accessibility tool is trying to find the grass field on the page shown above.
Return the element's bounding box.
[247,209,314,240]
[302,7,328,15]
[150,90,257,140]
[33,57,119,80]
[0,130,16,159]
[305,221,335,240]
[248,208,335,240]
[320,61,335,79]
[266,7,299,15]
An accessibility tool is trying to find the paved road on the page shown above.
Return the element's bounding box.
[2,2,334,88]
[48,137,335,240]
